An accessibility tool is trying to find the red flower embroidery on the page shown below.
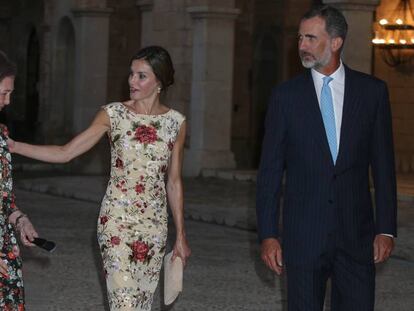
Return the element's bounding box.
[110,236,121,246]
[100,216,109,225]
[134,125,158,144]
[130,240,150,262]
[116,180,127,192]
[135,183,145,194]
[7,252,15,260]
[168,141,174,150]
[115,158,124,169]
[0,124,9,137]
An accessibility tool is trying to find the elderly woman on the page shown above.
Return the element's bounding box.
[0,50,38,310]
[9,46,191,310]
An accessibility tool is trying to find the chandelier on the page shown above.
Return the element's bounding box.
[372,0,414,66]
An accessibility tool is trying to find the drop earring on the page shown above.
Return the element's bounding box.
[157,87,161,94]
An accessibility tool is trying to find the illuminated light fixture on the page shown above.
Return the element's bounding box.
[379,18,389,25]
[372,0,414,66]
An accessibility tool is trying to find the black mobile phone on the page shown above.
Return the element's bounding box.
[32,238,56,253]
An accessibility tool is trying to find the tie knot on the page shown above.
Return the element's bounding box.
[323,76,333,86]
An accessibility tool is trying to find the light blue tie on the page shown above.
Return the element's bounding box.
[320,76,337,163]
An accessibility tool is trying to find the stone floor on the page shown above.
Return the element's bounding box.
[11,174,414,310]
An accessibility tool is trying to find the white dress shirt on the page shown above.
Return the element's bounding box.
[311,61,345,150]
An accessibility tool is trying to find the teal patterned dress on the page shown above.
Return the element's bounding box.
[0,124,25,311]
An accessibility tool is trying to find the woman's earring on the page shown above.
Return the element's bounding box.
[157,87,161,94]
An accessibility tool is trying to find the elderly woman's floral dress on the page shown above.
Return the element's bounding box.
[0,124,25,311]
[98,102,185,310]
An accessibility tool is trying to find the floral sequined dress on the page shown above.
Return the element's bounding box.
[98,102,185,310]
[0,124,25,310]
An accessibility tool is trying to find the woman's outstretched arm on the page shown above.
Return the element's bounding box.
[166,121,191,265]
[9,109,110,163]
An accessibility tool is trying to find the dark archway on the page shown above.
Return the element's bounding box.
[251,31,279,167]
[25,28,40,142]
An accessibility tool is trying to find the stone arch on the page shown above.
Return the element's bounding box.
[3,23,41,142]
[53,16,75,141]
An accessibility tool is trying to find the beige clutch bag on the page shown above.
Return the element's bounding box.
[164,251,183,305]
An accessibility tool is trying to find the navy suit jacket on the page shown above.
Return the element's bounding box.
[256,65,397,265]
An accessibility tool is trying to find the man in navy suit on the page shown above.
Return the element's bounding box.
[256,5,397,311]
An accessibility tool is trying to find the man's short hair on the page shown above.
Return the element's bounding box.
[302,5,348,41]
[0,50,17,82]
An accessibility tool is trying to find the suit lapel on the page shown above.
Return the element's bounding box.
[302,71,334,165]
[336,66,362,167]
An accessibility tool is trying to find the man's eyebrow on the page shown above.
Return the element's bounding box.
[303,34,317,39]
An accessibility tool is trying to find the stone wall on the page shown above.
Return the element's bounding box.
[374,0,414,173]
[106,0,141,103]
[137,0,193,117]
[4,0,412,175]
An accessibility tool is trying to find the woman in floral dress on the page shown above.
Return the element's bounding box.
[0,50,38,310]
[8,46,191,310]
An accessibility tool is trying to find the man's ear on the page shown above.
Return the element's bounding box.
[331,37,344,52]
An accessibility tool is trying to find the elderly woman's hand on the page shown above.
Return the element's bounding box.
[16,215,38,247]
[0,246,19,278]
[0,252,8,277]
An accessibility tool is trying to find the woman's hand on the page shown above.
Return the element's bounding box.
[6,137,16,153]
[0,246,20,278]
[16,216,38,247]
[0,253,9,278]
[172,236,191,267]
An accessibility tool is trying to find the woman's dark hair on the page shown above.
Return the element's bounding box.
[131,46,174,93]
[0,50,17,82]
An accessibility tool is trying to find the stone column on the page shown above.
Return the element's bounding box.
[136,0,154,47]
[71,7,113,173]
[184,6,240,176]
[323,0,379,74]
[72,7,112,131]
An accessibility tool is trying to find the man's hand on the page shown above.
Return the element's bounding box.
[261,238,283,275]
[373,234,394,263]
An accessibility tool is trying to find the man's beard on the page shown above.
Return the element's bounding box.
[299,46,331,70]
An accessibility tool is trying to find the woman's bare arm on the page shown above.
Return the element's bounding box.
[166,121,191,265]
[9,109,110,163]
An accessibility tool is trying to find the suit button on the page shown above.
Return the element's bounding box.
[333,174,337,180]
[328,199,333,204]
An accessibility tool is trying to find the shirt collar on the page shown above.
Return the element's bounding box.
[311,60,345,85]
